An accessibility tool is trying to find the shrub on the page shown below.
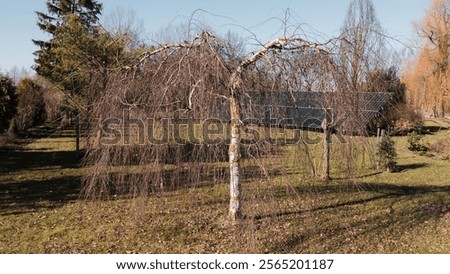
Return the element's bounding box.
[39,79,64,122]
[407,131,428,152]
[0,74,17,133]
[14,78,46,133]
[376,135,397,172]
[365,67,423,135]
[390,104,423,133]
[372,103,423,135]
[428,137,450,160]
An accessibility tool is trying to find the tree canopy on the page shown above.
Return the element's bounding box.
[404,0,450,117]
[33,0,103,93]
[0,74,17,133]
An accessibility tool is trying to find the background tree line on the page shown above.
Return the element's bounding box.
[1,0,438,137]
[403,0,450,118]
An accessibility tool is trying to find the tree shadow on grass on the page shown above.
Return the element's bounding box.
[396,163,428,172]
[331,163,428,181]
[0,175,81,216]
[422,125,449,134]
[251,181,450,219]
[19,123,77,139]
[1,142,279,216]
[254,181,450,253]
[0,149,80,174]
[98,164,278,197]
[0,147,82,216]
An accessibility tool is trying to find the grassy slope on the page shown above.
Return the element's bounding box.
[0,122,449,254]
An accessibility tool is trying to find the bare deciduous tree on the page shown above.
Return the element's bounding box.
[339,0,385,93]
[82,4,391,221]
[102,8,147,51]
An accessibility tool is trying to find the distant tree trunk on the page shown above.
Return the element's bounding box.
[442,99,446,117]
[301,139,317,177]
[228,91,242,221]
[322,118,331,181]
[76,112,80,153]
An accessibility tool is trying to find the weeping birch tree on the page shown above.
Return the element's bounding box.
[82,27,346,221]
[85,0,419,221]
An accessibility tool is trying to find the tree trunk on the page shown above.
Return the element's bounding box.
[76,112,80,153]
[322,118,331,181]
[229,94,242,221]
[441,92,446,117]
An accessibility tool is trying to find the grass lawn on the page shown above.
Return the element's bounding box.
[0,121,449,253]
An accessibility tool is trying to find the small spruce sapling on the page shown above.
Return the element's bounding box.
[377,135,397,172]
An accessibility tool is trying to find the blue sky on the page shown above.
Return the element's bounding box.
[0,0,430,73]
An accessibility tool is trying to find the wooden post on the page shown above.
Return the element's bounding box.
[322,118,331,181]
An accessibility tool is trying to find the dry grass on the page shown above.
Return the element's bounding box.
[1,120,449,254]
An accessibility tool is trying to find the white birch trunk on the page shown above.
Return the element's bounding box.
[228,93,241,221]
